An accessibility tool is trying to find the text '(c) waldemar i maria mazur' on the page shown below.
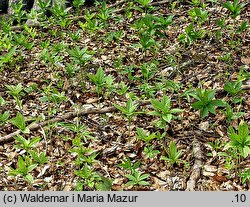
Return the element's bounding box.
[19,193,139,203]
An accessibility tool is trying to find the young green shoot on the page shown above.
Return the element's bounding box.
[160,141,183,167]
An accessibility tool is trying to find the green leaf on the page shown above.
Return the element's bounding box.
[18,156,26,171]
[0,111,10,123]
[192,101,204,109]
[126,174,136,181]
[9,112,27,131]
[138,180,149,186]
[6,83,23,97]
[29,137,41,147]
[147,111,161,116]
[170,108,183,114]
[207,90,216,101]
[0,96,5,106]
[27,164,38,172]
[238,121,249,139]
[212,100,226,107]
[24,174,34,184]
[139,173,150,180]
[200,107,209,118]
[241,146,250,158]
[162,114,172,123]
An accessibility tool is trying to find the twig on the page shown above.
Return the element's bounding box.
[0,100,151,143]
[186,138,203,191]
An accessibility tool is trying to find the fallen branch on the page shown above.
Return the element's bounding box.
[0,100,151,143]
[186,138,203,191]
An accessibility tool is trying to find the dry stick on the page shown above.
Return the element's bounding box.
[0,100,151,143]
[186,138,203,191]
[1,84,249,143]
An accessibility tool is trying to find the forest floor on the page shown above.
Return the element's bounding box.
[0,0,249,191]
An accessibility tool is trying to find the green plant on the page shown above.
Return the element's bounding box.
[118,157,141,173]
[40,40,50,48]
[133,14,173,37]
[144,145,160,159]
[148,95,182,129]
[0,96,5,106]
[160,141,183,166]
[26,6,41,23]
[78,14,100,33]
[9,156,37,183]
[65,63,79,78]
[69,29,81,41]
[191,88,225,118]
[40,48,61,66]
[37,0,51,15]
[224,155,236,170]
[114,99,139,136]
[139,83,156,98]
[208,139,223,151]
[239,169,250,184]
[215,18,226,39]
[136,127,157,144]
[236,21,250,33]
[222,103,244,122]
[88,67,107,96]
[13,33,34,50]
[178,23,205,47]
[24,25,37,39]
[188,7,208,25]
[224,81,242,96]
[9,0,26,24]
[40,86,68,113]
[97,2,112,26]
[74,163,112,190]
[29,150,49,165]
[225,121,250,159]
[0,111,10,125]
[94,176,113,191]
[74,149,99,166]
[67,46,93,65]
[138,33,158,52]
[219,53,232,63]
[223,0,245,19]
[120,65,137,81]
[104,74,115,99]
[0,46,17,69]
[59,122,94,142]
[105,30,123,43]
[188,0,201,6]
[6,83,23,106]
[116,81,129,96]
[51,2,71,19]
[164,80,182,93]
[141,62,157,82]
[9,112,29,133]
[72,0,85,13]
[14,135,41,151]
[136,0,152,8]
[126,170,150,187]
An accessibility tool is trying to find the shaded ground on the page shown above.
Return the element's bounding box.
[0,0,249,190]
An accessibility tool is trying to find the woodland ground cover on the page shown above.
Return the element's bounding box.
[0,0,249,191]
